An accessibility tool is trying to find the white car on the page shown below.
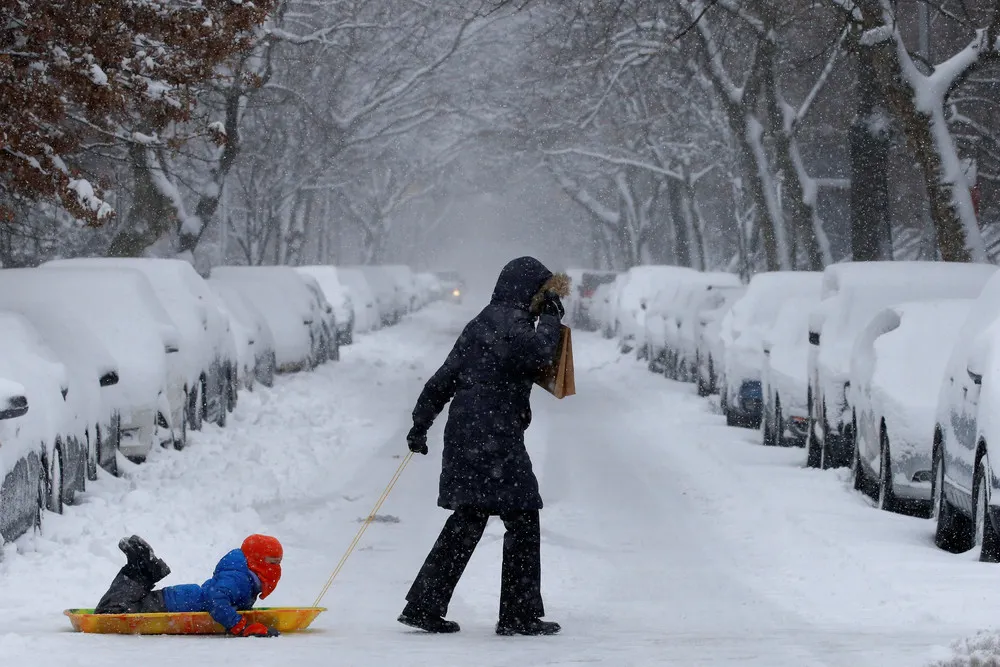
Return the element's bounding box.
[298,273,339,363]
[12,267,180,462]
[297,266,355,345]
[695,287,747,397]
[208,280,278,390]
[761,296,820,448]
[850,299,972,516]
[719,271,823,429]
[806,261,997,470]
[383,265,419,314]
[931,270,1000,560]
[615,266,699,357]
[0,377,37,542]
[211,266,322,373]
[0,313,85,526]
[414,272,443,308]
[570,270,618,332]
[337,268,379,333]
[44,258,237,431]
[352,265,402,326]
[661,274,742,380]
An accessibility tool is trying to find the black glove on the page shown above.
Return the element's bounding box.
[539,293,565,320]
[407,425,428,455]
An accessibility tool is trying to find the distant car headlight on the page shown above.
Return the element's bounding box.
[452,289,461,297]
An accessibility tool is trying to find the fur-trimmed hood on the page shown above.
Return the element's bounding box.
[490,256,570,313]
[529,272,571,314]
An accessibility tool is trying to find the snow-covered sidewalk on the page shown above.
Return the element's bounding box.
[1,303,998,666]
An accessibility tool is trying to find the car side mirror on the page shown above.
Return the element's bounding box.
[809,331,820,346]
[969,368,983,385]
[0,394,28,420]
[99,371,119,387]
[968,335,990,386]
[165,343,180,354]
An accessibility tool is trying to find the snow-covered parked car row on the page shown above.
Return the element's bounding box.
[0,259,442,549]
[597,260,1000,563]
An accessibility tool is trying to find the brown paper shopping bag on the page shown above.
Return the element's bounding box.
[535,325,576,399]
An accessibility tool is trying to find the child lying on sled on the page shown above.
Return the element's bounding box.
[95,534,283,637]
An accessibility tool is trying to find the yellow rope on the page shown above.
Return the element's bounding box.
[312,451,414,607]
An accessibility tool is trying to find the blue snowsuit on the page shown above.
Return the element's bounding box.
[161,549,262,630]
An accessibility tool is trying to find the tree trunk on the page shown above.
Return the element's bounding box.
[849,51,892,262]
[108,144,177,257]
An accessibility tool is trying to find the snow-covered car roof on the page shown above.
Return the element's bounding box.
[722,271,823,347]
[18,267,174,411]
[43,257,232,374]
[820,260,997,300]
[817,264,998,376]
[207,279,276,352]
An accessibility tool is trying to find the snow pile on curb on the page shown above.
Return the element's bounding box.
[929,631,1000,666]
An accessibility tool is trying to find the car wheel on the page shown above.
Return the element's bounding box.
[761,398,774,446]
[974,455,1000,562]
[774,397,784,447]
[851,428,866,492]
[86,428,98,482]
[805,420,822,469]
[877,427,899,514]
[47,446,64,515]
[933,443,974,553]
[188,384,204,432]
[34,464,45,533]
[215,373,227,429]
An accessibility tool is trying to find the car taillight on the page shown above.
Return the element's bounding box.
[581,289,595,298]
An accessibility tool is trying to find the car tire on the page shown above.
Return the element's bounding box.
[877,426,899,514]
[851,429,866,492]
[974,455,1000,562]
[188,383,204,432]
[774,397,783,447]
[805,422,822,469]
[933,443,974,553]
[47,446,64,515]
[86,428,98,482]
[34,463,45,533]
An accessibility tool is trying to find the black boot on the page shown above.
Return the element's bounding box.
[397,603,460,633]
[118,535,170,585]
[496,617,561,636]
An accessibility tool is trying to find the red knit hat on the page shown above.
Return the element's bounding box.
[241,534,282,599]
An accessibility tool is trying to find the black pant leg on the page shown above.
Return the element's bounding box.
[499,510,544,622]
[95,568,164,614]
[406,508,490,617]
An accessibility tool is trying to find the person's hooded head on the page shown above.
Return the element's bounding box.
[241,534,282,599]
[490,256,570,314]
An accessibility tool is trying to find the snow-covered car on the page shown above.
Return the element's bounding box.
[661,274,742,380]
[20,267,180,462]
[208,280,277,389]
[44,258,237,431]
[434,270,465,304]
[760,296,820,448]
[414,272,443,307]
[353,265,403,326]
[336,267,379,333]
[210,266,322,374]
[616,265,699,357]
[298,273,340,363]
[571,270,618,332]
[0,313,87,536]
[0,378,36,542]
[383,265,418,313]
[595,277,625,339]
[695,286,747,397]
[849,299,972,516]
[930,269,1000,560]
[0,269,124,478]
[720,271,823,429]
[296,266,355,346]
[806,261,996,470]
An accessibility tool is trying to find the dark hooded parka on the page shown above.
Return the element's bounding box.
[411,257,565,513]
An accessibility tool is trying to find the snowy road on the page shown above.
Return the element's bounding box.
[1,303,998,665]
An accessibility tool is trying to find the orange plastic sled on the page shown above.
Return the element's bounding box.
[64,607,326,635]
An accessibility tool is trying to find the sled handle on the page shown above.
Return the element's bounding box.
[313,452,413,607]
